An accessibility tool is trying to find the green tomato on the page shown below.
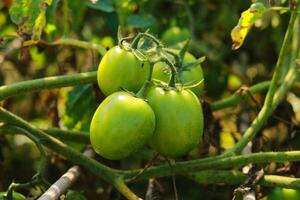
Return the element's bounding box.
[0,192,26,200]
[90,92,155,160]
[161,27,190,46]
[227,73,242,91]
[152,52,204,97]
[97,46,149,96]
[146,87,204,158]
[266,188,300,200]
[99,36,115,49]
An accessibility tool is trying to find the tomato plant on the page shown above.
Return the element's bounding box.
[97,46,150,96]
[152,51,205,96]
[146,86,204,158]
[90,91,155,160]
[1,1,300,200]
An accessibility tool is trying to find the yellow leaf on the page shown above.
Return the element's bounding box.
[231,2,267,50]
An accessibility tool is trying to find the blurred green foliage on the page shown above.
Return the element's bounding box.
[0,0,300,199]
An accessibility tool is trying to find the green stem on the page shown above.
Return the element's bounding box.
[43,128,89,144]
[0,107,119,183]
[160,54,177,87]
[162,48,181,67]
[4,107,300,197]
[0,71,97,101]
[4,126,48,199]
[113,178,142,200]
[6,181,36,200]
[136,63,154,98]
[13,126,47,178]
[270,7,290,12]
[0,107,143,199]
[211,81,270,111]
[123,151,300,181]
[225,61,299,156]
[187,170,300,189]
[130,32,163,49]
[264,4,298,108]
[183,1,196,40]
[62,0,69,37]
[0,126,89,144]
[224,5,300,156]
[41,39,107,56]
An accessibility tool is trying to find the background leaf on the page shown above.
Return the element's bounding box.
[127,14,156,28]
[9,0,52,40]
[86,0,115,13]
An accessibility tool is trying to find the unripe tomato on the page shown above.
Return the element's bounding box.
[90,92,155,160]
[97,46,149,96]
[146,87,204,158]
[227,73,242,91]
[152,52,204,97]
[161,27,190,46]
[265,187,300,200]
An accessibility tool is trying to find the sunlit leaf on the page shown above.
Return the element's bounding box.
[231,2,267,50]
[9,0,53,41]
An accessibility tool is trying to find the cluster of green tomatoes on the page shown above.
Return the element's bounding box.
[89,31,205,160]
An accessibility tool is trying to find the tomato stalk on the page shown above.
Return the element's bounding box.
[160,54,177,87]
[135,63,154,98]
[130,32,163,49]
[162,47,182,69]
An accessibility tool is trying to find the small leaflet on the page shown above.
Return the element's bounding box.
[231,2,267,50]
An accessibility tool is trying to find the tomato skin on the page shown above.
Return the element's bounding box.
[266,188,300,200]
[152,52,204,97]
[90,92,155,160]
[146,87,204,158]
[97,46,149,96]
[152,61,171,83]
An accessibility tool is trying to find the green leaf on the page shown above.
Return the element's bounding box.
[63,85,98,132]
[9,0,53,41]
[127,14,156,28]
[231,2,267,50]
[86,0,114,13]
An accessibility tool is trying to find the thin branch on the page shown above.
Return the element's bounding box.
[224,5,300,155]
[0,107,118,182]
[113,178,143,200]
[43,128,89,144]
[40,38,107,56]
[38,148,95,200]
[0,108,142,199]
[4,108,300,197]
[0,71,97,101]
[3,126,48,199]
[187,170,300,189]
[224,65,299,156]
[211,81,270,111]
[122,151,300,181]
